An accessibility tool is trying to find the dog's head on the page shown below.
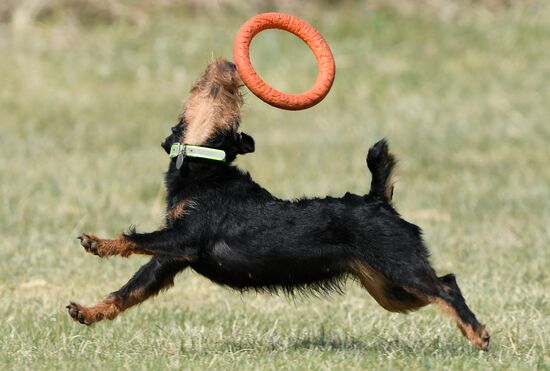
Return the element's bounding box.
[161,59,254,163]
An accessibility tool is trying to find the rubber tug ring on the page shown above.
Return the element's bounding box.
[233,12,336,110]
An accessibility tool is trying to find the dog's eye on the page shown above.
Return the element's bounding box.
[171,127,178,134]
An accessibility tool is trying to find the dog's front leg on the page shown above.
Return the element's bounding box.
[67,256,188,325]
[78,227,199,258]
[78,233,137,257]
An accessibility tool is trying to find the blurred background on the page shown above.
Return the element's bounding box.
[0,1,548,369]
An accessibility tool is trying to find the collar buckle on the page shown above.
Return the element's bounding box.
[169,143,183,158]
[170,143,186,169]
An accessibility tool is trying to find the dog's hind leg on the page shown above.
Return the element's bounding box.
[424,274,490,350]
[348,260,489,350]
[78,227,199,258]
[348,260,429,313]
[67,257,188,325]
[392,270,490,350]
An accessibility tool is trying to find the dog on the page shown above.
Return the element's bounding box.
[67,59,490,351]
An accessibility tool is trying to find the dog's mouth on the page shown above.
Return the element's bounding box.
[206,62,240,97]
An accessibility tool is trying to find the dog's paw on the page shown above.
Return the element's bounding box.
[476,327,490,351]
[66,302,94,325]
[77,234,101,256]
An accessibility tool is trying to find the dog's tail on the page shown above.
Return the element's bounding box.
[367,139,397,201]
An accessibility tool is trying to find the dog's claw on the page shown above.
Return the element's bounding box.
[475,327,490,351]
[481,335,490,351]
[78,234,99,256]
[67,302,91,325]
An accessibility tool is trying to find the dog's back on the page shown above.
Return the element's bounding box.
[190,140,429,296]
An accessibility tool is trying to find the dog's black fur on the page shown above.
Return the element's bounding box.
[158,126,422,295]
[68,59,489,350]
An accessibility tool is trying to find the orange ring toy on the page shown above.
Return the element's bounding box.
[233,13,335,110]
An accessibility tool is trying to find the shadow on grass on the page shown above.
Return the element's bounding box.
[201,335,471,356]
[290,335,375,351]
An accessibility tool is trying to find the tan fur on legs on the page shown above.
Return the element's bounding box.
[67,290,147,325]
[349,259,489,350]
[348,259,429,313]
[78,234,137,257]
[430,297,490,350]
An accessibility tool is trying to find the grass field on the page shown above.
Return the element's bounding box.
[0,2,549,369]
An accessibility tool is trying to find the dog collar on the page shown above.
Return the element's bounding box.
[169,143,226,169]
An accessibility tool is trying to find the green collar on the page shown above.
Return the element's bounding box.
[169,143,226,169]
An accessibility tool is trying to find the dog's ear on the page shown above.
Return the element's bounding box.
[236,132,255,154]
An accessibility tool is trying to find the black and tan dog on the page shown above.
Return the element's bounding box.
[67,59,490,350]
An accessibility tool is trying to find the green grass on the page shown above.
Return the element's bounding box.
[1,3,549,370]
